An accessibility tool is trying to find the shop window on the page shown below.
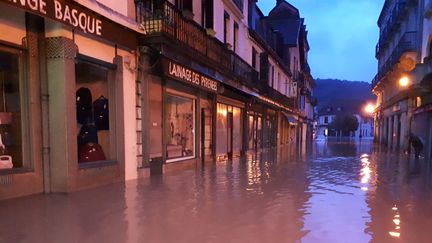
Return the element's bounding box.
[0,47,24,170]
[416,96,422,107]
[75,60,113,164]
[166,93,195,162]
[216,103,228,155]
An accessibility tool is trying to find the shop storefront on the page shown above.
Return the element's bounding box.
[157,58,219,164]
[216,95,245,159]
[280,112,297,145]
[247,103,264,151]
[0,0,138,199]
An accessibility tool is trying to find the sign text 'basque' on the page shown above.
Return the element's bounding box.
[7,0,102,35]
[3,0,137,49]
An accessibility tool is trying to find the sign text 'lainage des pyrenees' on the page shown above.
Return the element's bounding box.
[165,60,219,92]
[2,0,136,49]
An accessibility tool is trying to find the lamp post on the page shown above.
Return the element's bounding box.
[363,103,375,138]
[398,76,413,153]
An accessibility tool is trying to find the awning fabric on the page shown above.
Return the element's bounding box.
[282,112,297,125]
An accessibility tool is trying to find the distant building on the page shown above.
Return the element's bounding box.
[317,106,373,139]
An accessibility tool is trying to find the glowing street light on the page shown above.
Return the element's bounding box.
[364,103,375,114]
[399,76,410,87]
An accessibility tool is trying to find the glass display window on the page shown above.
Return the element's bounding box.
[217,103,243,157]
[165,93,196,162]
[0,46,25,170]
[216,103,228,156]
[75,60,112,164]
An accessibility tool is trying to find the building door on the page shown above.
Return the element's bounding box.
[248,114,255,150]
[397,114,401,150]
[201,108,212,161]
[227,111,233,158]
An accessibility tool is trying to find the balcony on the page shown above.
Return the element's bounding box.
[232,0,244,13]
[372,31,417,89]
[136,0,259,90]
[375,0,410,57]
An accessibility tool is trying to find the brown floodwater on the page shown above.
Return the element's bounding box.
[1,139,432,243]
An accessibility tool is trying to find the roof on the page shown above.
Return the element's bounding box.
[266,19,301,46]
[269,0,300,19]
[265,0,302,46]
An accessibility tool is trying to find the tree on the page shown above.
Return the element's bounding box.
[329,114,359,136]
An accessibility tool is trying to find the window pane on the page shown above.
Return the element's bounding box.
[166,94,195,161]
[0,50,22,170]
[76,61,111,163]
[216,103,227,155]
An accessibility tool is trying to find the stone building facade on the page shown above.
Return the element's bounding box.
[0,0,314,200]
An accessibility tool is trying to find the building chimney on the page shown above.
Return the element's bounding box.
[276,0,284,5]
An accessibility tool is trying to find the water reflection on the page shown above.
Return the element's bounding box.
[1,140,432,242]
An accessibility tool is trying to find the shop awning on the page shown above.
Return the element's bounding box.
[282,112,298,125]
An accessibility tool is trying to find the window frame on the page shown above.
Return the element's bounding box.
[0,44,32,173]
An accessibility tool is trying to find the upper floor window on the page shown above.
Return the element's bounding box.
[252,47,257,69]
[232,0,244,13]
[233,22,239,53]
[224,11,230,44]
[277,72,281,91]
[201,0,214,29]
[175,0,193,13]
[324,116,328,124]
[269,65,275,87]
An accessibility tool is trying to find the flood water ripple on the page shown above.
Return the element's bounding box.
[1,139,432,243]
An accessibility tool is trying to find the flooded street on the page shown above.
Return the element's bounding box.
[2,139,432,243]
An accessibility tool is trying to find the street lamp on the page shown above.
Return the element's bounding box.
[364,103,375,114]
[399,76,410,87]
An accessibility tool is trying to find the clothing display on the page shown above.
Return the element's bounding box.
[93,96,109,130]
[78,143,106,163]
[76,87,93,125]
[76,60,112,164]
[76,81,111,163]
[78,124,99,146]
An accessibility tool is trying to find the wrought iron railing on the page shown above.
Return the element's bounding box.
[136,0,260,90]
[372,31,417,88]
[376,0,410,57]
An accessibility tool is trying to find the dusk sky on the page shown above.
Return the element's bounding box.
[257,0,383,82]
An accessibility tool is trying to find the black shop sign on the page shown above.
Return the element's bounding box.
[163,59,219,93]
[1,0,137,49]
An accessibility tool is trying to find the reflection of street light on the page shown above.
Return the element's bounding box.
[399,76,410,87]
